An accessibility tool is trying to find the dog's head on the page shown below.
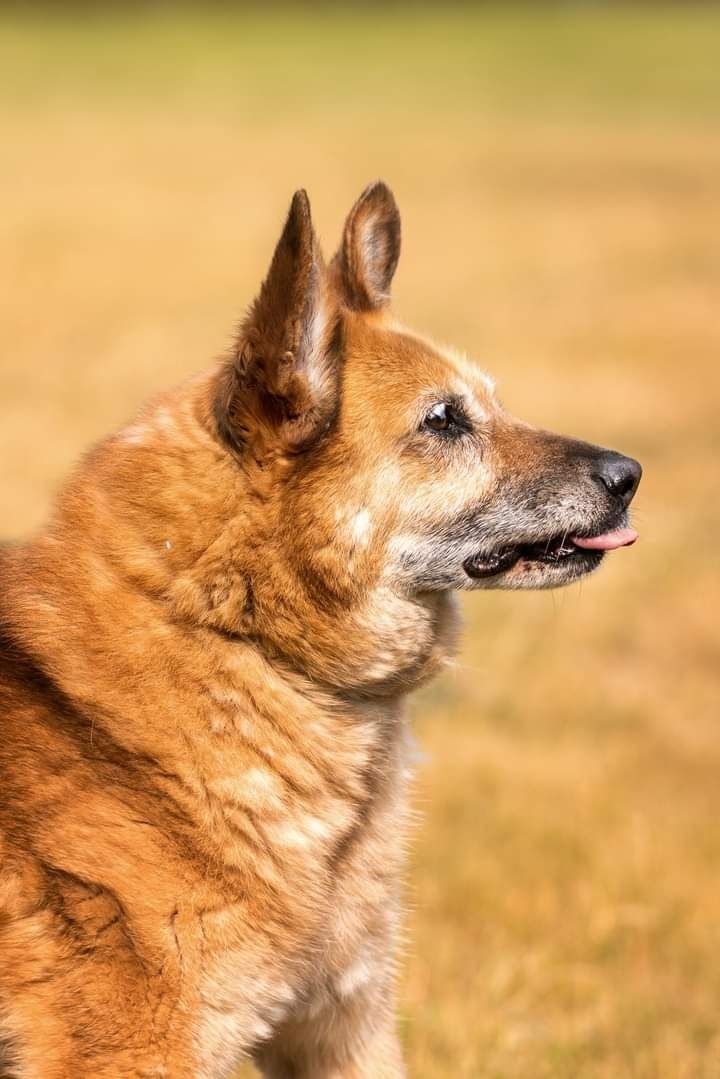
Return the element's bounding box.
[213,183,641,604]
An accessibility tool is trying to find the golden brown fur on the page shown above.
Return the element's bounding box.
[0,183,640,1077]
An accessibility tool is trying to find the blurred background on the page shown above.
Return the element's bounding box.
[2,4,719,1076]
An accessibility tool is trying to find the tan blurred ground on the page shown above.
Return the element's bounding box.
[2,6,719,1077]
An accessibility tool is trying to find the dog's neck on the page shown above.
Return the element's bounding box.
[9,373,459,711]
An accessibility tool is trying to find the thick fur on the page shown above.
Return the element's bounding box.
[0,182,639,1078]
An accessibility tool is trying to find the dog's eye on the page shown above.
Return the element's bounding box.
[424,402,460,433]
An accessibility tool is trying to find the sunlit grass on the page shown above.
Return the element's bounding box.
[2,5,719,1076]
[2,5,720,121]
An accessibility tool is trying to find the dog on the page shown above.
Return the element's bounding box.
[0,182,641,1078]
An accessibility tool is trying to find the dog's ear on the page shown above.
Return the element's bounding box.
[215,190,340,455]
[331,181,401,311]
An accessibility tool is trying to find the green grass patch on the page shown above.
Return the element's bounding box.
[2,4,719,124]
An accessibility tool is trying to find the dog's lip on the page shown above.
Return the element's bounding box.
[463,535,588,579]
[571,526,638,550]
[463,519,637,580]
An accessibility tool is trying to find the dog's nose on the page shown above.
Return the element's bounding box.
[593,452,642,507]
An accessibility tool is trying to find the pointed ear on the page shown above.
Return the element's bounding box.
[215,190,340,455]
[331,181,401,311]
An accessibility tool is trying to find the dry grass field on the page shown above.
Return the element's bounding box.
[2,5,720,1077]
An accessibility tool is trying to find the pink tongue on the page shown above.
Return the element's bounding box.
[572,527,638,551]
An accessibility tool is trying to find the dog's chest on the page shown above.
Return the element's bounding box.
[190,694,412,1075]
[195,874,401,1079]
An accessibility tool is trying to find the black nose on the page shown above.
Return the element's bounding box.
[593,452,642,507]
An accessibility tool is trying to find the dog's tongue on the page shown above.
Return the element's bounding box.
[572,527,638,551]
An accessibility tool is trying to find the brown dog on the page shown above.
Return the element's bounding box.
[0,183,641,1078]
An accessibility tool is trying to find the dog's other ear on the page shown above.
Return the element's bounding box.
[215,190,340,455]
[331,181,401,311]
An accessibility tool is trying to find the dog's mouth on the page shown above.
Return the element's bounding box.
[463,524,638,580]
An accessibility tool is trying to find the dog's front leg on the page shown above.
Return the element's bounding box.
[254,976,405,1079]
